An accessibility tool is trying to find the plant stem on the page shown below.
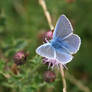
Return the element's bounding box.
[60,64,67,92]
[38,0,67,92]
[39,0,54,30]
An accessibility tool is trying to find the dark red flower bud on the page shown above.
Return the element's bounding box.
[13,51,28,65]
[43,71,56,83]
[45,31,53,40]
[38,30,53,43]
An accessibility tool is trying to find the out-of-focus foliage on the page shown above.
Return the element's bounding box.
[0,0,92,92]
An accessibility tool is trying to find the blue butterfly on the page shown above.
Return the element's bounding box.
[36,15,81,64]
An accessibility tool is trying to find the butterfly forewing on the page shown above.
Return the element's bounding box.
[36,43,55,59]
[53,15,73,40]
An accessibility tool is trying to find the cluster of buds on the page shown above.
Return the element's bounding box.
[38,30,57,82]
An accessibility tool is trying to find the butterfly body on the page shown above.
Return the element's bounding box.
[36,15,81,64]
[51,37,63,50]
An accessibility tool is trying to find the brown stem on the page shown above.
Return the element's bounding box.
[60,64,67,92]
[39,0,54,30]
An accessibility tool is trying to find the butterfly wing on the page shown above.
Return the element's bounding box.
[53,14,81,54]
[53,15,73,39]
[62,34,81,54]
[36,14,81,65]
[36,43,55,59]
[53,46,73,64]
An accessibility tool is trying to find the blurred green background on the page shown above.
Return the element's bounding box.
[0,0,92,92]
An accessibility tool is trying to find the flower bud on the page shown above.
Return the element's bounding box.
[45,31,53,40]
[13,51,28,65]
[38,30,53,43]
[43,71,56,83]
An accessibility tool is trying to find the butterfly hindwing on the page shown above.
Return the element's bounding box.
[62,34,81,54]
[56,50,73,64]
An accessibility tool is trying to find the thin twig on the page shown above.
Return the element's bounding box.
[39,0,54,30]
[60,64,67,92]
[65,72,90,92]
